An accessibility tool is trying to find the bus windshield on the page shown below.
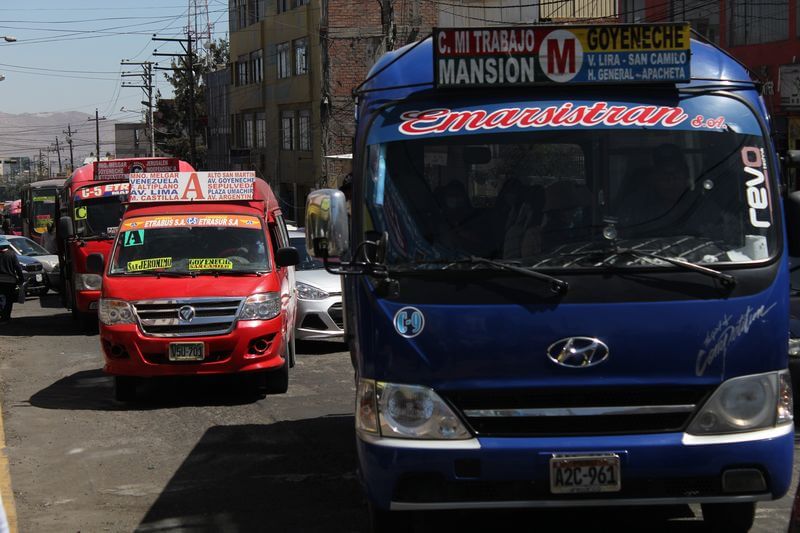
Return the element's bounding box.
[363,97,777,269]
[31,191,57,233]
[74,195,127,238]
[109,214,271,275]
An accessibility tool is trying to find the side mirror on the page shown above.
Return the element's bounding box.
[58,216,74,238]
[86,253,105,275]
[276,246,299,268]
[786,191,800,257]
[305,189,349,258]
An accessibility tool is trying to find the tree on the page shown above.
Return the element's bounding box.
[156,38,229,169]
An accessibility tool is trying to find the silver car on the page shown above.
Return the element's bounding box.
[290,231,344,341]
[5,235,60,291]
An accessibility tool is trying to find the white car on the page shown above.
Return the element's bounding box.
[5,235,60,291]
[289,230,344,341]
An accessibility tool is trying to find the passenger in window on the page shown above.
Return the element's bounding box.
[436,181,483,255]
[503,185,545,259]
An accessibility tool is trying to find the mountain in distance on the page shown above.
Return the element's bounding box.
[0,110,120,169]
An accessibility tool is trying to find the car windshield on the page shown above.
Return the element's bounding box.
[73,189,128,238]
[290,236,323,270]
[109,214,271,275]
[9,238,48,256]
[363,96,777,269]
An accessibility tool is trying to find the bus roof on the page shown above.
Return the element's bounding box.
[359,35,754,103]
[64,157,194,191]
[20,178,67,190]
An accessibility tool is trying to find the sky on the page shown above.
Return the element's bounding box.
[0,0,229,117]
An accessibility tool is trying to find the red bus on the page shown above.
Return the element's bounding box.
[58,158,192,327]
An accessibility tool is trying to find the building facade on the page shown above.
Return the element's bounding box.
[114,122,148,159]
[205,66,232,170]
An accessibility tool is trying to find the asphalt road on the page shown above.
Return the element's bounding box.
[0,296,797,532]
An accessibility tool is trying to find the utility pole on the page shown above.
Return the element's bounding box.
[63,124,75,172]
[54,137,62,174]
[121,60,156,157]
[154,32,197,167]
[87,109,107,172]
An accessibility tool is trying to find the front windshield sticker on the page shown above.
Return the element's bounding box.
[74,206,88,220]
[393,307,425,338]
[121,214,261,230]
[33,196,55,204]
[106,226,118,236]
[695,303,776,376]
[127,257,172,272]
[76,182,130,200]
[123,230,144,247]
[188,258,233,270]
[741,146,771,228]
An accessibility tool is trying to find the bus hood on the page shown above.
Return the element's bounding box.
[101,275,280,301]
[357,290,787,390]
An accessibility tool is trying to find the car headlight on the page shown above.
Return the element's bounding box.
[240,292,281,321]
[75,273,102,291]
[789,337,800,358]
[355,379,471,440]
[296,281,329,300]
[687,371,793,435]
[98,298,135,326]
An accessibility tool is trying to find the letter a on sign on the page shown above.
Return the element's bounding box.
[123,230,145,247]
[181,173,206,200]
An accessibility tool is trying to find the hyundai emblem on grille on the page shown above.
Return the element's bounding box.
[547,337,609,368]
[178,305,196,322]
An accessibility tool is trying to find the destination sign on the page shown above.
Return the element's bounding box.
[94,158,181,180]
[128,171,256,203]
[433,24,691,88]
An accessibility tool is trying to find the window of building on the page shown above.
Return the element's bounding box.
[277,42,290,79]
[295,0,309,7]
[250,0,265,23]
[236,54,249,86]
[298,110,311,151]
[277,0,289,13]
[243,114,254,148]
[294,38,308,75]
[256,112,266,148]
[729,0,788,45]
[230,0,247,31]
[281,111,295,150]
[250,49,263,84]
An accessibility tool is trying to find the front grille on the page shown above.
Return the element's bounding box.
[328,302,343,328]
[24,263,42,272]
[393,473,726,503]
[443,386,713,437]
[133,298,243,338]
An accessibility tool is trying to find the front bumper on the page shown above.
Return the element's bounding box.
[22,272,47,294]
[100,316,286,377]
[357,425,794,511]
[295,295,344,340]
[75,290,100,312]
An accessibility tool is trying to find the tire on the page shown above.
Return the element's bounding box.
[368,502,412,533]
[287,335,296,368]
[701,502,756,532]
[261,363,289,395]
[114,376,138,402]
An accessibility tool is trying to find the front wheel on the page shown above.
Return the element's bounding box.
[701,502,756,532]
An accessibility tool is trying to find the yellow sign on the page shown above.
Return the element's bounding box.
[188,258,233,270]
[127,257,172,272]
[74,206,88,220]
[32,196,55,203]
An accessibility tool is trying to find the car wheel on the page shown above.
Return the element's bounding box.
[261,363,289,395]
[701,502,755,532]
[114,376,138,402]
[287,335,296,368]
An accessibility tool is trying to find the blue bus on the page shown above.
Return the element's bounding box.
[306,23,796,531]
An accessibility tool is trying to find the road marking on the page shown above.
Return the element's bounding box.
[0,398,17,533]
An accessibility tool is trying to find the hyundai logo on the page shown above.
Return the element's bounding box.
[547,337,609,368]
[178,305,196,322]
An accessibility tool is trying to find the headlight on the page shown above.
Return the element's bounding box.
[687,371,792,435]
[75,273,102,291]
[98,298,135,326]
[240,292,281,321]
[789,337,800,358]
[296,281,329,300]
[356,379,471,440]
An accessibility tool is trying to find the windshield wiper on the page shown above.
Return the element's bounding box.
[568,247,736,287]
[395,256,568,294]
[153,271,195,278]
[191,269,265,277]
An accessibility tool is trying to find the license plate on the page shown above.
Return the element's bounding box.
[35,274,42,282]
[550,454,621,494]
[168,342,205,362]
